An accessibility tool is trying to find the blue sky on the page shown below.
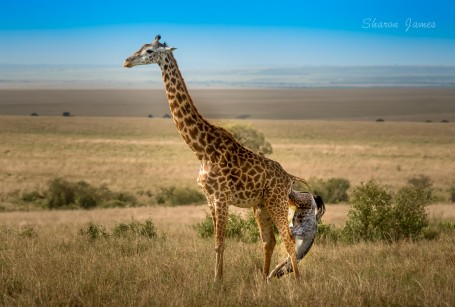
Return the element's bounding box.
[1,0,454,69]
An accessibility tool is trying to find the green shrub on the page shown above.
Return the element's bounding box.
[194,214,214,239]
[344,181,393,242]
[226,213,262,243]
[20,191,44,203]
[344,181,430,243]
[194,212,262,243]
[44,178,137,210]
[79,222,109,240]
[155,186,205,206]
[75,181,98,209]
[223,123,273,155]
[316,222,341,244]
[137,220,158,239]
[47,178,76,209]
[112,220,157,239]
[295,177,350,203]
[390,185,430,240]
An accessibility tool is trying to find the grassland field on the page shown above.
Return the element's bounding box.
[0,98,455,305]
[0,115,454,207]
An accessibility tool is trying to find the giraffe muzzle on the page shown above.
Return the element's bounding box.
[123,60,133,68]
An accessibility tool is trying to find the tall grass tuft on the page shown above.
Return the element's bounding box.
[79,219,158,240]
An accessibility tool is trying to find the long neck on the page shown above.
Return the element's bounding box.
[158,53,214,159]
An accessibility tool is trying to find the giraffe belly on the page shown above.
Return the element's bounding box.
[230,190,263,208]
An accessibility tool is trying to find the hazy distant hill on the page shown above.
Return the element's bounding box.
[1,65,455,89]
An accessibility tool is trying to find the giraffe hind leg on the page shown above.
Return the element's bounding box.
[264,196,300,281]
[253,205,276,279]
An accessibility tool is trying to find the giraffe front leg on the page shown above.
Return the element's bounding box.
[253,205,276,279]
[213,199,229,282]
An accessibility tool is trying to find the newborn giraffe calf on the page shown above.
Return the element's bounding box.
[268,191,325,280]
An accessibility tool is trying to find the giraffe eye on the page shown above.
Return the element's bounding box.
[146,50,153,54]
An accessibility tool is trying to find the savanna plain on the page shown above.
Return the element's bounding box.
[1,88,455,306]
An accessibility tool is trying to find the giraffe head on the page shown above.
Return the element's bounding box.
[123,35,176,68]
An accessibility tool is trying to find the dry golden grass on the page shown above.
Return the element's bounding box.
[1,205,454,306]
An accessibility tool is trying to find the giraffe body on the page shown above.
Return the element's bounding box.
[124,36,309,281]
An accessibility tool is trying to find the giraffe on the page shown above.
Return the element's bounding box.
[123,35,310,281]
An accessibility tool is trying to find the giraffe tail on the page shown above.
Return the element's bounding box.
[314,195,326,222]
[289,174,312,192]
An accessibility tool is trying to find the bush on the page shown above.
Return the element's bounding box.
[155,186,205,206]
[112,220,157,239]
[75,181,98,209]
[295,177,350,203]
[21,191,44,203]
[391,186,430,240]
[45,178,137,210]
[223,123,273,155]
[316,222,341,244]
[79,222,109,240]
[194,214,214,239]
[194,212,263,243]
[344,181,429,243]
[47,178,77,209]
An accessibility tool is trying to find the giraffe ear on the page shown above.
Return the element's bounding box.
[166,47,177,52]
